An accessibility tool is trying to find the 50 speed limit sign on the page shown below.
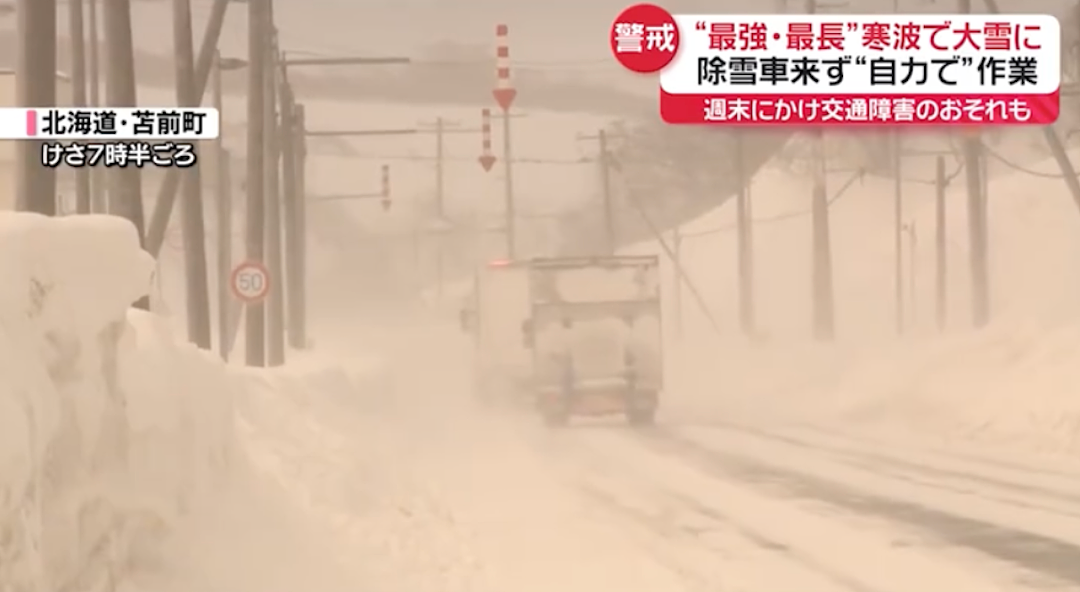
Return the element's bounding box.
[230,260,270,304]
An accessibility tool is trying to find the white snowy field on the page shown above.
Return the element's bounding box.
[0,211,381,591]
[10,143,1080,591]
[636,145,1080,462]
[11,17,1080,585]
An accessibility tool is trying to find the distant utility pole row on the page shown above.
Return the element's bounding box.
[13,0,563,367]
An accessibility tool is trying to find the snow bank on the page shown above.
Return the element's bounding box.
[0,212,236,591]
[658,150,1080,460]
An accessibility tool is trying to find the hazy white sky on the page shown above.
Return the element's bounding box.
[175,0,1076,65]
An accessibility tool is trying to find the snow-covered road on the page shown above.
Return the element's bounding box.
[232,319,1080,592]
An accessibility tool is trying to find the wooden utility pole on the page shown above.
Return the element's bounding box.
[217,150,234,358]
[86,0,100,106]
[244,0,268,367]
[433,117,446,215]
[906,221,917,326]
[264,27,286,367]
[292,104,308,347]
[672,225,683,339]
[69,0,91,214]
[103,0,146,245]
[958,0,988,328]
[809,130,834,340]
[501,111,517,259]
[935,155,947,331]
[734,130,755,337]
[806,0,834,340]
[963,132,989,328]
[577,129,617,253]
[86,0,106,212]
[892,129,904,334]
[599,129,615,253]
[433,116,447,296]
[212,52,233,358]
[983,0,1080,216]
[173,0,212,348]
[144,0,231,257]
[15,0,57,215]
[280,89,305,349]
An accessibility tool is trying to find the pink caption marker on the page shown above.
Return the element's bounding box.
[25,110,36,136]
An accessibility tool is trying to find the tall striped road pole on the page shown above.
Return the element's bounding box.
[493,23,518,259]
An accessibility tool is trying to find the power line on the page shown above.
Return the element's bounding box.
[679,170,864,239]
[979,141,1080,179]
[677,162,966,241]
[304,150,595,166]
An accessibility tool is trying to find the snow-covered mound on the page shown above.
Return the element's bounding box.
[647,150,1080,459]
[0,212,229,590]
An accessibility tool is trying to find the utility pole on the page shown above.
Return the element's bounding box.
[672,225,683,340]
[493,24,518,259]
[422,115,531,295]
[217,151,234,357]
[984,0,1080,215]
[892,129,904,334]
[906,221,917,326]
[144,0,231,257]
[245,0,268,367]
[212,52,233,358]
[15,0,57,215]
[280,89,304,349]
[734,129,755,338]
[69,0,91,214]
[86,0,100,107]
[275,55,410,349]
[935,155,947,331]
[432,117,448,296]
[86,0,105,213]
[294,105,307,348]
[499,107,516,259]
[264,26,286,366]
[806,0,834,340]
[576,128,617,254]
[599,129,615,253]
[173,0,212,348]
[959,0,988,328]
[103,0,146,243]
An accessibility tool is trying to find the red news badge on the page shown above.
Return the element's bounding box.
[611,3,680,73]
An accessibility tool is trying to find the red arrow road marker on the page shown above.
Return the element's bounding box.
[492,88,516,111]
[479,107,496,172]
[493,24,516,111]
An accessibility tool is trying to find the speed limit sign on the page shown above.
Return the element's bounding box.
[230,260,270,303]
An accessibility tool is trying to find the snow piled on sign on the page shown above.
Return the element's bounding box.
[642,149,1080,460]
[0,212,362,591]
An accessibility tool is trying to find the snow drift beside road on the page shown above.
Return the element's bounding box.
[650,152,1080,460]
[0,212,361,591]
[0,211,228,590]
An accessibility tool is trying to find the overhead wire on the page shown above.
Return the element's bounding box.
[978,140,1080,179]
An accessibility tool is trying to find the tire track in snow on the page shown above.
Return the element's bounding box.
[685,421,1080,518]
[576,482,878,592]
[791,423,1080,486]
[636,426,1080,588]
[541,426,1017,592]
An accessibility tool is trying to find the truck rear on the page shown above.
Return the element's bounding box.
[459,259,533,405]
[525,255,662,426]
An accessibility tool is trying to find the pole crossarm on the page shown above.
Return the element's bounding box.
[310,192,386,202]
[305,128,418,137]
[282,56,410,67]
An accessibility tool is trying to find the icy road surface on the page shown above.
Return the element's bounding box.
[235,319,1080,592]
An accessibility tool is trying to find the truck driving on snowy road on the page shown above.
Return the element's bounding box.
[523,255,663,427]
